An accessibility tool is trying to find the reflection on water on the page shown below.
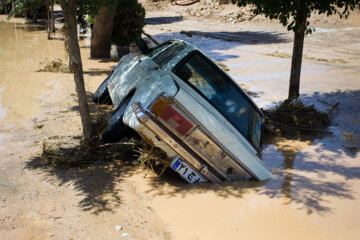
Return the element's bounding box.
[261,134,360,214]
[0,18,65,125]
[268,138,313,203]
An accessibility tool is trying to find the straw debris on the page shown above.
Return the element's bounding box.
[38,109,170,176]
[263,99,331,137]
[37,58,72,73]
[133,142,170,176]
[38,110,134,168]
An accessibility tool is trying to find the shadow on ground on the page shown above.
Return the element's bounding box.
[25,94,141,214]
[83,68,112,76]
[145,16,184,25]
[151,30,288,62]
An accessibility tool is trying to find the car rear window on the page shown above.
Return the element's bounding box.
[174,52,263,151]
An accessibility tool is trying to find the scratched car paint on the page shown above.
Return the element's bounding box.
[94,39,272,183]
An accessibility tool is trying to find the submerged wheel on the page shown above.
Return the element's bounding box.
[102,97,134,143]
[93,75,112,105]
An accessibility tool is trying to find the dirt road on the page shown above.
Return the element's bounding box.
[1,3,360,240]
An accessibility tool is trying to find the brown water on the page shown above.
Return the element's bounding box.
[0,16,65,124]
[129,136,360,240]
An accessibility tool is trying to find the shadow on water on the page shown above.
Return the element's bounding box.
[14,24,47,32]
[141,90,360,215]
[24,68,359,215]
[151,30,288,62]
[260,89,360,214]
[145,16,184,25]
[302,90,360,154]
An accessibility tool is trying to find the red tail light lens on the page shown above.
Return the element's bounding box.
[150,97,194,136]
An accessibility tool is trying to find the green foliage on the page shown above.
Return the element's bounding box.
[233,0,360,34]
[8,0,46,19]
[0,0,11,14]
[111,0,145,45]
[81,0,145,45]
[78,0,117,20]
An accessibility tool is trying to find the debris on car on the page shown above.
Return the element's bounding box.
[93,38,272,183]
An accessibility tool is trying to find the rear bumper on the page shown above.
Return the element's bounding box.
[131,101,222,184]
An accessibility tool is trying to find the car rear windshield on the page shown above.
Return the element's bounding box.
[174,52,263,151]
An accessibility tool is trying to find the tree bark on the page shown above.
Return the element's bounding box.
[1,1,6,14]
[90,6,115,58]
[46,1,51,40]
[288,16,306,100]
[32,11,37,23]
[58,0,93,139]
[51,0,55,33]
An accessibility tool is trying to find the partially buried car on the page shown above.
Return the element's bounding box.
[93,39,272,183]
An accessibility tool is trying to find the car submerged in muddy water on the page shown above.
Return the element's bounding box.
[93,39,272,183]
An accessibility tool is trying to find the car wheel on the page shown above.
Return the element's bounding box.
[102,97,134,143]
[93,75,113,105]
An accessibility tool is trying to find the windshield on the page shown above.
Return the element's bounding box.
[174,52,263,151]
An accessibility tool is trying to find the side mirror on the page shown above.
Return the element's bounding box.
[135,38,149,54]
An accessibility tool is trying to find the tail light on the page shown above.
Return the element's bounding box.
[150,96,194,136]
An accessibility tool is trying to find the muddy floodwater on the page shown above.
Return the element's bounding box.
[0,19,65,124]
[1,12,360,240]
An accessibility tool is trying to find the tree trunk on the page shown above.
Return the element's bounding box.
[288,17,306,100]
[51,0,55,33]
[90,6,115,58]
[46,0,50,40]
[1,2,6,14]
[32,11,37,23]
[58,0,93,139]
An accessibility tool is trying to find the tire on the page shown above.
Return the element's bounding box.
[93,75,113,105]
[102,97,134,143]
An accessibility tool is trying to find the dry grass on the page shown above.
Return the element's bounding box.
[39,107,170,176]
[133,142,170,176]
[266,51,291,58]
[37,58,72,73]
[38,108,134,168]
[263,99,331,138]
[266,51,347,64]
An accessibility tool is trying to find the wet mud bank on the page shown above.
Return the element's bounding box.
[0,16,171,239]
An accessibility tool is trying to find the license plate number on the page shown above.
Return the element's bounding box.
[171,158,207,183]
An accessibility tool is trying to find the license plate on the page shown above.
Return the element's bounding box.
[171,158,207,183]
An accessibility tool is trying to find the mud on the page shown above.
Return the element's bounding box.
[1,4,360,240]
